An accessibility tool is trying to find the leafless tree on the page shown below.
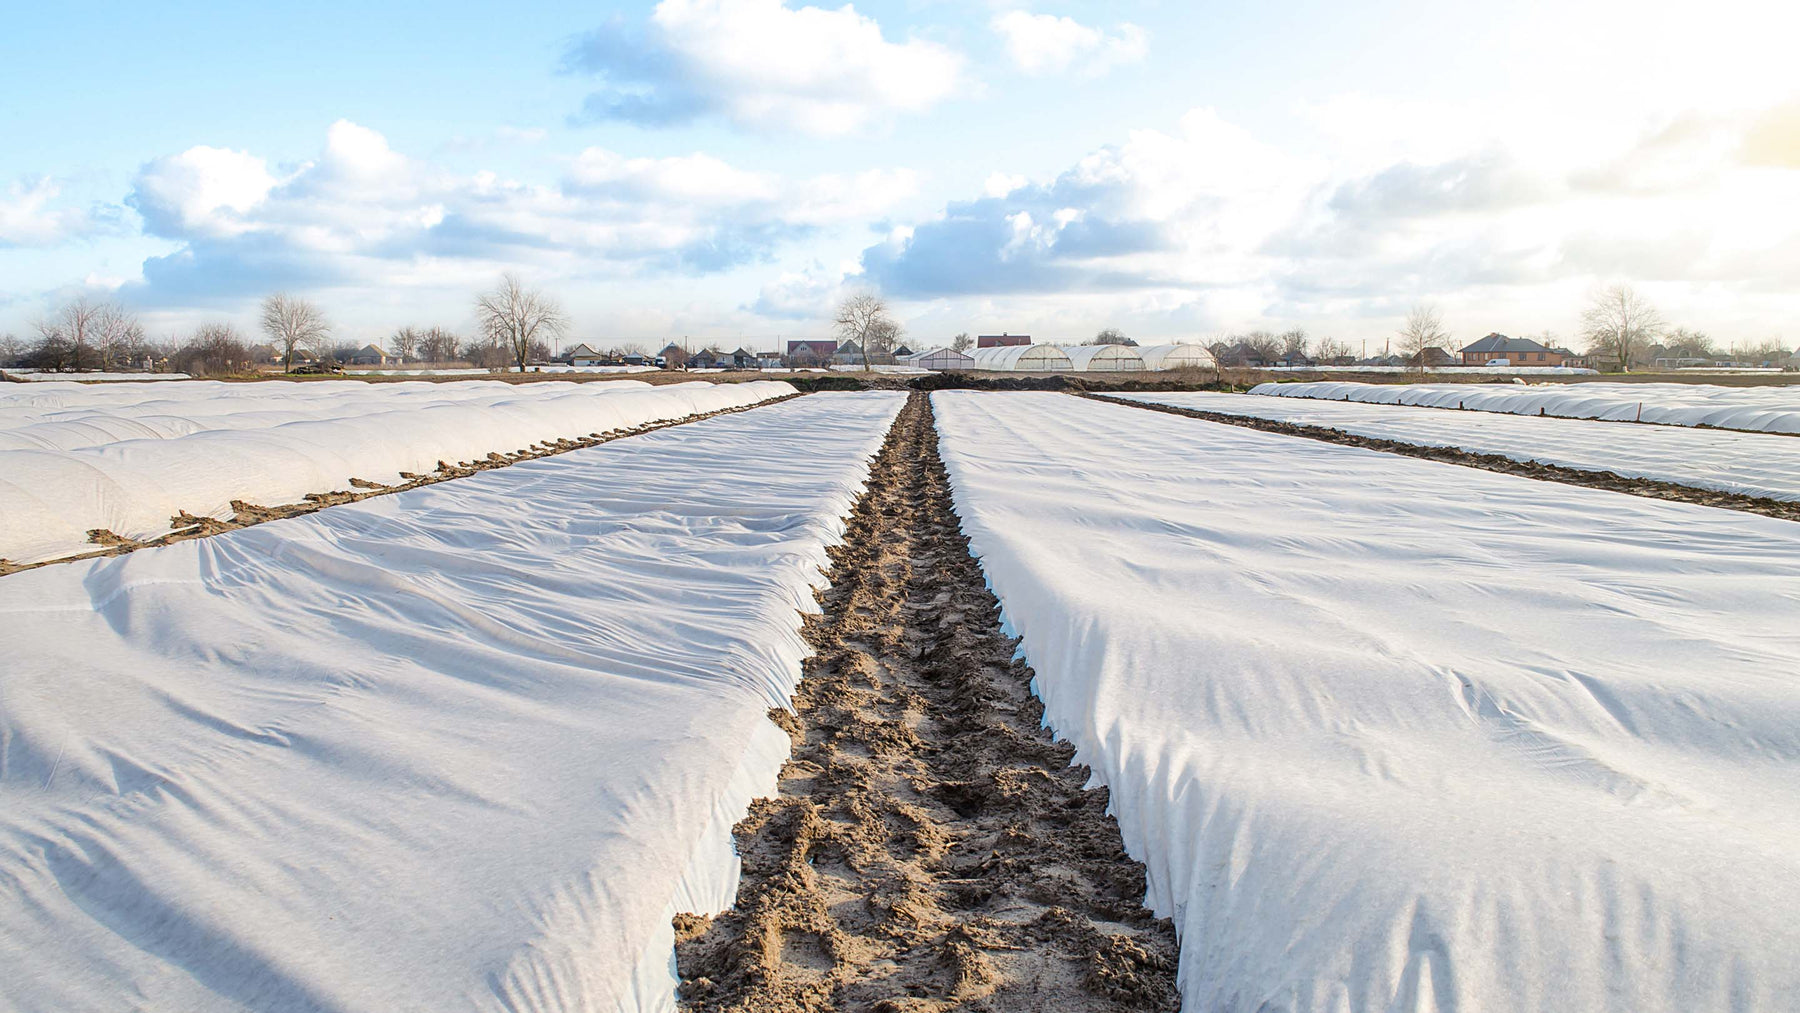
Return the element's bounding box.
[34,298,140,372]
[475,273,569,372]
[418,327,461,363]
[1241,330,1282,364]
[1278,328,1310,358]
[1093,327,1135,346]
[950,332,973,353]
[834,292,897,370]
[1397,304,1450,377]
[0,333,23,367]
[1661,326,1713,358]
[1315,336,1354,362]
[169,323,253,377]
[388,326,421,363]
[1581,284,1663,372]
[261,293,332,370]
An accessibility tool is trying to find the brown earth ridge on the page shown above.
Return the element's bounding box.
[675,393,1180,1011]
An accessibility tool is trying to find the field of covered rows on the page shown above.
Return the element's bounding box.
[3,377,1798,1011]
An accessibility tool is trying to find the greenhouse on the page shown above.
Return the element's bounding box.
[1137,343,1219,370]
[903,347,976,371]
[1064,344,1146,371]
[969,344,1073,372]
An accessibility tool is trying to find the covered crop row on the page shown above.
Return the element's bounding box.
[0,378,659,450]
[0,391,907,1012]
[932,391,1800,1012]
[0,379,793,564]
[1109,391,1800,501]
[1252,379,1800,433]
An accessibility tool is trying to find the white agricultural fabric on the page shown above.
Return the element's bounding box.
[0,370,192,382]
[0,380,792,564]
[969,344,1072,371]
[1110,391,1800,501]
[1253,379,1800,433]
[932,391,1800,1013]
[1135,344,1217,370]
[0,391,907,1013]
[0,378,656,445]
[1063,344,1145,371]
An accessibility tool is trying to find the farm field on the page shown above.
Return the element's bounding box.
[1254,379,1800,433]
[0,391,905,1011]
[0,378,793,566]
[4,382,1798,1013]
[933,391,1800,1012]
[1105,390,1800,502]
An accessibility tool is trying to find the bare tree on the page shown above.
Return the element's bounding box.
[1662,326,1713,358]
[1093,327,1136,346]
[1278,328,1310,358]
[1241,330,1282,365]
[1581,284,1663,372]
[388,326,421,363]
[475,273,569,373]
[261,293,332,370]
[1315,336,1354,362]
[418,327,461,363]
[950,332,973,353]
[169,323,252,377]
[834,292,897,370]
[1396,304,1450,377]
[0,333,23,367]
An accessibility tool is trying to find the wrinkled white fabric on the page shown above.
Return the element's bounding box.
[0,391,906,1012]
[1252,380,1800,433]
[933,391,1800,1013]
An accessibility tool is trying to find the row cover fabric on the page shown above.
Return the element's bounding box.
[0,380,793,564]
[0,378,656,448]
[1109,391,1800,501]
[931,391,1800,1012]
[1251,379,1800,433]
[0,391,907,1012]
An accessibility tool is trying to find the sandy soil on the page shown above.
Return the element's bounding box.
[1093,392,1800,524]
[676,393,1179,1011]
[0,392,802,577]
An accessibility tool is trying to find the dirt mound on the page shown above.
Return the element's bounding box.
[676,393,1179,1011]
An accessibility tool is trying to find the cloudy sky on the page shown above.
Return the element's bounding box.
[4,0,1797,350]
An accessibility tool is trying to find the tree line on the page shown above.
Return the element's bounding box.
[0,274,571,377]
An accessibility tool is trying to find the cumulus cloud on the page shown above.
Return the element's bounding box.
[853,103,1800,335]
[991,11,1147,77]
[564,0,964,134]
[0,177,122,247]
[860,108,1302,298]
[124,120,916,301]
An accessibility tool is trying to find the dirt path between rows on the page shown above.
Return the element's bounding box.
[676,393,1179,1011]
[1089,393,1800,524]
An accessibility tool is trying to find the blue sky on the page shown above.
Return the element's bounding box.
[4,0,1797,350]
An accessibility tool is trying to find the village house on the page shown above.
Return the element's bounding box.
[343,344,389,366]
[563,343,607,366]
[785,339,837,366]
[1459,333,1576,366]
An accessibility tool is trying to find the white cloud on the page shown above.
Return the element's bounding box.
[860,101,1800,340]
[566,0,965,135]
[1,178,108,247]
[991,11,1147,78]
[122,121,917,303]
[984,172,1026,198]
[131,146,281,238]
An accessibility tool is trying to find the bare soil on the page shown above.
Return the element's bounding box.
[676,393,1179,1012]
[0,392,803,577]
[1091,392,1800,523]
